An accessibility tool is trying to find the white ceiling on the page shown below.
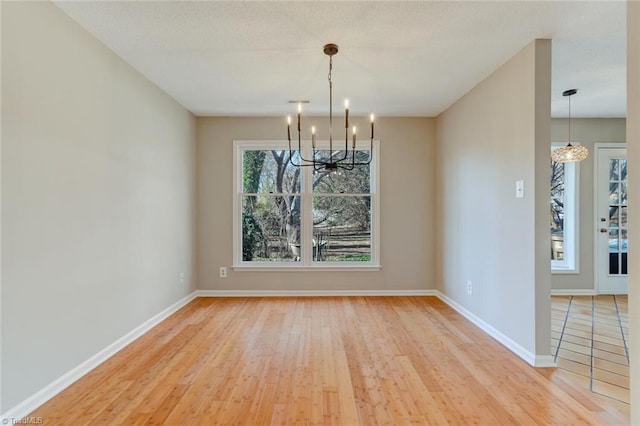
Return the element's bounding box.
[52,1,626,118]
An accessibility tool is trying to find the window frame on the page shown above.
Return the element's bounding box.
[232,140,380,271]
[551,143,580,274]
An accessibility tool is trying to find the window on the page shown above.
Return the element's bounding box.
[233,141,379,269]
[551,145,579,272]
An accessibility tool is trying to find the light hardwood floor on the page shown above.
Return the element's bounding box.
[552,295,630,407]
[31,297,628,425]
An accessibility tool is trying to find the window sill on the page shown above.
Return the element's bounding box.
[551,268,579,275]
[232,264,382,272]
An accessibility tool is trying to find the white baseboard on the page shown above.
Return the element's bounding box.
[196,289,437,297]
[3,287,557,421]
[1,291,197,422]
[435,291,556,368]
[551,289,597,296]
[533,355,557,368]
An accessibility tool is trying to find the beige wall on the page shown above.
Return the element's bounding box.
[197,117,435,291]
[627,1,639,423]
[550,118,626,291]
[1,1,196,411]
[435,40,552,359]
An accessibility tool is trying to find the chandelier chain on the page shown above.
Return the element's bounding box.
[329,55,333,148]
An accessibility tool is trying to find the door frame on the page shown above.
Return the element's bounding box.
[593,142,628,294]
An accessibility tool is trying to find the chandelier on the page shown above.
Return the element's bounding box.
[551,89,589,163]
[286,43,375,171]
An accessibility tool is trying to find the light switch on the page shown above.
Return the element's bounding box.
[515,180,524,198]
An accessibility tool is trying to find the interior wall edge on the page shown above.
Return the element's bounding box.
[626,1,640,423]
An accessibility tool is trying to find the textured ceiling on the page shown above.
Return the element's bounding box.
[52,1,626,118]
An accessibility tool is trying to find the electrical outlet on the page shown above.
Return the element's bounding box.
[179,272,185,283]
[220,267,227,278]
[466,280,473,295]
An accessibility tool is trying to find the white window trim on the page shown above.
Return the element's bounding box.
[551,143,580,274]
[232,140,381,271]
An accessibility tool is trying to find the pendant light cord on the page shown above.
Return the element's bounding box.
[568,94,572,146]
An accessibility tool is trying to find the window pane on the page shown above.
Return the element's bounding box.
[551,233,564,261]
[621,183,628,205]
[609,228,619,252]
[243,150,301,194]
[551,161,565,262]
[610,253,619,274]
[609,182,619,204]
[312,151,370,193]
[621,206,628,228]
[550,195,564,261]
[313,196,371,262]
[610,159,619,180]
[242,195,300,262]
[609,206,619,227]
[620,160,628,181]
[551,162,565,198]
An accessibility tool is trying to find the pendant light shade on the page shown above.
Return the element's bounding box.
[550,143,589,162]
[551,89,588,163]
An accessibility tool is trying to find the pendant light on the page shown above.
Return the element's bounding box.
[551,89,589,163]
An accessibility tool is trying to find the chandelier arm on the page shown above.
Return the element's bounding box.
[325,136,350,165]
[286,146,304,167]
[337,153,357,170]
[344,138,374,166]
[313,154,325,173]
[287,119,316,165]
[287,137,301,167]
[287,138,316,167]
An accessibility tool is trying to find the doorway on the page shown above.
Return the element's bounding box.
[595,145,628,294]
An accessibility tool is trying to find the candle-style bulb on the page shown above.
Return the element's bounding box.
[345,99,349,128]
[312,125,316,148]
[297,103,302,113]
[287,116,291,125]
[352,126,357,148]
[370,114,375,139]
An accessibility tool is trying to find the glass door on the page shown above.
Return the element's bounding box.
[596,146,628,294]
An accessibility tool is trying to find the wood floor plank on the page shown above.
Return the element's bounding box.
[559,340,592,356]
[593,358,631,377]
[558,332,592,348]
[592,380,631,404]
[557,357,591,378]
[592,349,629,366]
[593,367,630,389]
[592,339,628,357]
[28,297,628,425]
